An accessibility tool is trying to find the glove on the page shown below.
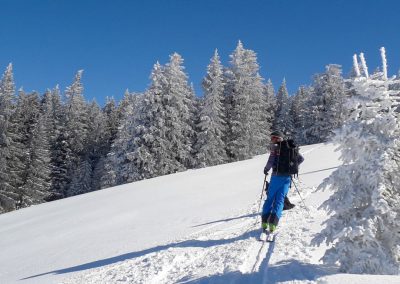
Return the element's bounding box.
[263,167,269,175]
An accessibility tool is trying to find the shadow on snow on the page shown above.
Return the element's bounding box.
[21,213,336,283]
[301,166,339,176]
[192,213,259,228]
[21,227,260,280]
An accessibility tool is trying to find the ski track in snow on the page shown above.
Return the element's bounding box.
[61,145,335,284]
[62,199,322,284]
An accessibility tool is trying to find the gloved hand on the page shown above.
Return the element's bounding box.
[263,167,269,175]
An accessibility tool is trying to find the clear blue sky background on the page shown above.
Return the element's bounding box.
[1,0,400,105]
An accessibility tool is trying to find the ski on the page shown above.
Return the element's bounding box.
[266,232,275,242]
[258,230,267,242]
[258,229,276,242]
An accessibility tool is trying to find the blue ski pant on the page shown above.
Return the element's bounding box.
[262,175,291,221]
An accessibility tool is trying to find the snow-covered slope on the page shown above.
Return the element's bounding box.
[1,143,399,284]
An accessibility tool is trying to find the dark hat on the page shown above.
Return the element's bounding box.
[270,130,284,138]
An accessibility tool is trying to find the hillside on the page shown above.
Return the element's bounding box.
[1,143,399,284]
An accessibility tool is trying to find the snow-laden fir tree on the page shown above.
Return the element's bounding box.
[225,41,269,160]
[40,86,67,199]
[263,79,276,126]
[305,64,346,143]
[69,101,108,195]
[122,63,177,180]
[274,79,294,137]
[41,90,56,137]
[46,85,71,199]
[163,53,196,169]
[105,54,196,185]
[4,91,51,208]
[64,70,89,195]
[188,82,199,167]
[40,86,65,145]
[222,66,235,159]
[64,70,89,159]
[90,98,119,191]
[4,90,35,209]
[49,129,70,198]
[86,101,108,178]
[291,85,312,144]
[225,41,251,160]
[100,93,143,187]
[195,49,227,167]
[127,53,197,182]
[313,54,400,274]
[103,97,119,148]
[0,64,17,212]
[20,113,51,206]
[248,66,270,155]
[117,89,132,122]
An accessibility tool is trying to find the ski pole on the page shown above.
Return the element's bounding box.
[291,177,311,216]
[258,175,267,212]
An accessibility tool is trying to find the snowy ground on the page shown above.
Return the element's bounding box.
[1,143,399,284]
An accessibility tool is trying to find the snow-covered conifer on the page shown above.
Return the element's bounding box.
[195,49,227,167]
[43,86,69,199]
[222,67,235,160]
[124,59,190,181]
[291,86,311,144]
[100,93,143,187]
[103,97,119,147]
[225,41,269,160]
[5,92,51,208]
[89,98,119,191]
[4,91,34,208]
[64,70,89,158]
[164,53,195,169]
[64,71,89,195]
[305,65,346,143]
[50,130,71,198]
[40,86,64,144]
[247,63,269,155]
[225,41,250,160]
[263,79,276,124]
[117,89,132,122]
[69,101,108,195]
[20,114,51,205]
[313,73,400,274]
[274,79,294,137]
[0,64,17,212]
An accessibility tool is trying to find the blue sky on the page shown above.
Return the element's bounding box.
[1,0,400,105]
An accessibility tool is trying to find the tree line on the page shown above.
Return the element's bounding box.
[0,41,348,213]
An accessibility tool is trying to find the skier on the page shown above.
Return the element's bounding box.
[261,130,304,234]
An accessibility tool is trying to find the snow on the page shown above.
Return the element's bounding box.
[380,47,388,80]
[0,143,399,283]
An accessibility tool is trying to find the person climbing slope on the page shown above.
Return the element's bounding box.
[262,130,304,234]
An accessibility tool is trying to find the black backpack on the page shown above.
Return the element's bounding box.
[276,139,299,176]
